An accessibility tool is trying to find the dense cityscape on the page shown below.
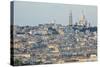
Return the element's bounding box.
[12,12,97,66]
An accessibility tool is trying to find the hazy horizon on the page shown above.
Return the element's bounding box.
[14,1,97,26]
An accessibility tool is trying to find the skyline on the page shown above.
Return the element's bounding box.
[14,1,97,26]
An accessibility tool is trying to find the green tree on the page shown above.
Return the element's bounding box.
[14,59,22,66]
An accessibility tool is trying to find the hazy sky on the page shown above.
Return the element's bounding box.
[14,1,97,26]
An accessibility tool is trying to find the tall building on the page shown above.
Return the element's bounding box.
[79,11,86,26]
[69,11,73,26]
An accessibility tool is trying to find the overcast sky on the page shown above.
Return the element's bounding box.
[14,1,97,26]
